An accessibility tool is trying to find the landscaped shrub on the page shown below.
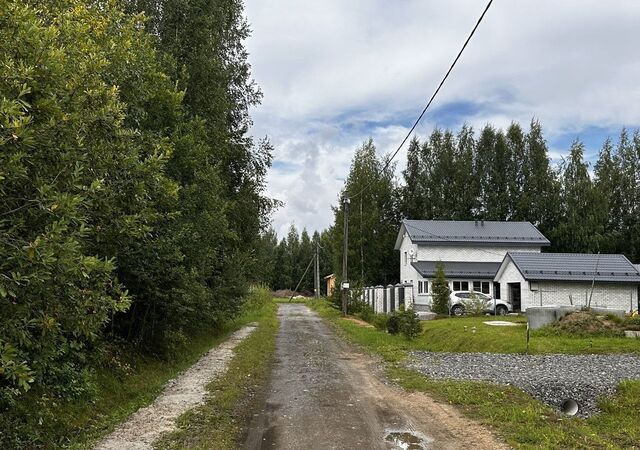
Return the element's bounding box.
[398,307,423,340]
[624,315,640,331]
[431,262,450,315]
[387,312,401,335]
[357,304,375,323]
[372,314,389,331]
[465,292,487,316]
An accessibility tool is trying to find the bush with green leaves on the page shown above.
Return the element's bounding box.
[387,312,402,335]
[465,292,487,316]
[399,307,423,340]
[372,314,389,331]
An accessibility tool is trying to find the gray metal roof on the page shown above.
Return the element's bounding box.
[397,220,550,249]
[412,261,501,279]
[507,252,640,283]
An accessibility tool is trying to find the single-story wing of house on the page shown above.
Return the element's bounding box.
[494,252,640,312]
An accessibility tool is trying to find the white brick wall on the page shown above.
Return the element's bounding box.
[525,281,638,313]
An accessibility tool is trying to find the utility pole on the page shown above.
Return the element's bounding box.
[315,241,320,298]
[341,197,349,316]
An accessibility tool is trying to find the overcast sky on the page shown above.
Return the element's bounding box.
[243,0,640,238]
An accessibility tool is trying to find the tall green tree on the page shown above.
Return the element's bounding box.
[333,139,399,287]
[521,120,560,237]
[553,140,600,252]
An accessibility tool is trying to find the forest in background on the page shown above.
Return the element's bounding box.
[262,121,640,292]
[0,0,274,445]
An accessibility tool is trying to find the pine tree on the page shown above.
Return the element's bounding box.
[553,140,599,252]
[521,120,560,237]
[505,122,527,220]
[431,263,450,315]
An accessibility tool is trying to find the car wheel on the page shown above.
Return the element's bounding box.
[496,305,508,316]
[451,305,464,316]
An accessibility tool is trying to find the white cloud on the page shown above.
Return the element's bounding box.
[245,0,640,237]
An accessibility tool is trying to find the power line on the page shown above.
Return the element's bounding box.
[350,0,494,201]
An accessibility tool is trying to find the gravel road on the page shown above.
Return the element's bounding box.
[95,325,257,450]
[244,304,507,450]
[408,351,640,417]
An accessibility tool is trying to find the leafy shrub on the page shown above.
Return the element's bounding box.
[398,307,423,340]
[372,314,389,331]
[357,304,375,323]
[465,292,487,316]
[387,312,401,335]
[624,315,640,331]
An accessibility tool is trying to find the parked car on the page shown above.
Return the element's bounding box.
[449,291,512,316]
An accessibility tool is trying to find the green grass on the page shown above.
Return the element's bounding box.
[18,291,277,450]
[307,299,640,449]
[156,297,279,449]
[310,300,640,355]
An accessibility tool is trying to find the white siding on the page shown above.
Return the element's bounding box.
[418,244,541,263]
[399,233,420,284]
[493,258,529,308]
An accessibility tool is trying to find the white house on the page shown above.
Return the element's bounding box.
[494,252,640,312]
[394,219,550,309]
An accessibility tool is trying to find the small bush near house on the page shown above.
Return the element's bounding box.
[387,312,402,335]
[357,305,375,323]
[372,314,389,331]
[398,308,422,340]
[431,263,450,315]
[624,315,640,331]
[465,292,487,316]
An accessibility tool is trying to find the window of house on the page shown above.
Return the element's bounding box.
[452,281,469,291]
[404,252,408,266]
[493,282,501,299]
[472,281,491,294]
[418,280,429,294]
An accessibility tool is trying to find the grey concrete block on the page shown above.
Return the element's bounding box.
[526,306,578,330]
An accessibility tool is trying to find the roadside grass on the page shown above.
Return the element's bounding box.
[307,298,640,449]
[273,297,308,303]
[309,300,639,355]
[155,296,279,449]
[46,290,275,450]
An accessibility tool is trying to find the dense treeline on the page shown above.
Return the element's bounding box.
[321,121,639,289]
[0,0,272,444]
[256,226,334,294]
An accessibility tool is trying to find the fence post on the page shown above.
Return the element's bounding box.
[387,284,395,313]
[404,282,414,309]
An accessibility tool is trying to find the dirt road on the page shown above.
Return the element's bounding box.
[244,304,507,450]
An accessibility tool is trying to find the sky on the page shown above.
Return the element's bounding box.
[243,0,640,238]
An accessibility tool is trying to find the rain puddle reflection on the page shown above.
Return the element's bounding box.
[385,430,432,449]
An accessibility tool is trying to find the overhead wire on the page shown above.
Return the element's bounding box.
[349,0,494,202]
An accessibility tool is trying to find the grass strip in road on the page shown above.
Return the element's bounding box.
[307,299,640,449]
[155,298,279,449]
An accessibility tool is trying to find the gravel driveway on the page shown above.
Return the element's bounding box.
[408,351,640,417]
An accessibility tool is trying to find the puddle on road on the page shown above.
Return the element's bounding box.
[384,430,432,449]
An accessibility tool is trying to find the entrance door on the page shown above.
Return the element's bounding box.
[509,283,521,312]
